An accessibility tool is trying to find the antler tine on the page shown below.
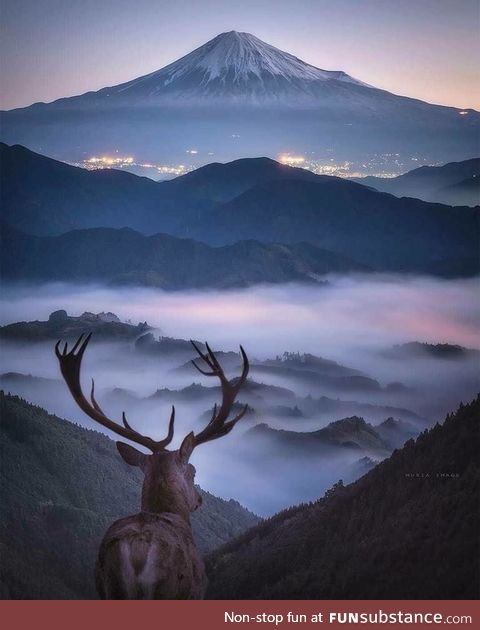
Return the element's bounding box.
[156,406,176,448]
[121,404,174,448]
[200,403,219,434]
[76,332,93,358]
[90,378,104,414]
[237,345,249,387]
[70,333,85,354]
[209,403,218,424]
[190,340,209,362]
[198,403,249,445]
[205,342,222,370]
[189,342,250,448]
[190,339,221,377]
[122,411,137,433]
[92,375,140,436]
[191,360,213,376]
[231,402,249,424]
[55,333,175,453]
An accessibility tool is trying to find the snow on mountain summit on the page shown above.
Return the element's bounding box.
[159,31,364,84]
[108,31,369,101]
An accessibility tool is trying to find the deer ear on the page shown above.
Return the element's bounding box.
[179,432,195,463]
[116,441,147,468]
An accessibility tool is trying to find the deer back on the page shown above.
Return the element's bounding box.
[95,512,207,600]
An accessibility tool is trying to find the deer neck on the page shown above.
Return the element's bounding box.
[140,475,192,523]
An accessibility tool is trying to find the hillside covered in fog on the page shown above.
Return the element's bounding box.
[206,396,480,599]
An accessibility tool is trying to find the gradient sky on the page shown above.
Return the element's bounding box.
[1,0,479,111]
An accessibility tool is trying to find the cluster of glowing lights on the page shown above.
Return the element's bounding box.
[458,110,469,115]
[80,155,193,178]
[85,155,134,167]
[278,154,305,166]
[79,149,433,181]
[277,151,436,178]
[157,165,190,176]
[278,154,357,177]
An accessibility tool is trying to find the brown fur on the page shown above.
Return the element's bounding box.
[94,446,206,600]
[95,512,206,600]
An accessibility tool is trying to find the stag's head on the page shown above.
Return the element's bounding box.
[55,335,249,519]
[115,435,202,516]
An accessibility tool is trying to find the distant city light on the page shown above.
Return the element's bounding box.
[278,154,305,166]
[85,155,134,167]
[157,164,189,176]
[458,110,469,115]
[76,154,194,179]
[73,149,430,181]
[275,151,431,178]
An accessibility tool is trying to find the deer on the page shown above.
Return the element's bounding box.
[54,333,249,600]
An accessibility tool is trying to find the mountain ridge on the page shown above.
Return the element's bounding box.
[193,177,479,272]
[1,143,478,279]
[206,396,480,599]
[355,158,480,206]
[247,415,391,456]
[0,221,366,289]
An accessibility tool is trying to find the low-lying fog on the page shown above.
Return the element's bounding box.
[1,274,479,516]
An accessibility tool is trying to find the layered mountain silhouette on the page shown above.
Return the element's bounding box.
[384,341,480,361]
[0,142,168,235]
[194,178,479,273]
[1,143,478,279]
[357,158,480,207]
[206,396,480,599]
[247,415,419,456]
[1,32,477,164]
[0,223,364,289]
[246,417,392,457]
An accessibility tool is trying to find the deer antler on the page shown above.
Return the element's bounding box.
[55,333,175,452]
[190,341,249,446]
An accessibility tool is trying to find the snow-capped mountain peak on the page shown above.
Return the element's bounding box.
[109,31,369,101]
[160,31,363,85]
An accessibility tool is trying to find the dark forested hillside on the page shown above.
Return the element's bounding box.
[0,393,258,599]
[1,143,478,278]
[0,145,326,237]
[0,223,364,289]
[206,396,480,599]
[195,179,479,273]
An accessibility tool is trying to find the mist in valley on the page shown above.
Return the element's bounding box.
[1,273,478,516]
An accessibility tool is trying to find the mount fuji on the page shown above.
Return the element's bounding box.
[69,30,371,104]
[1,31,478,164]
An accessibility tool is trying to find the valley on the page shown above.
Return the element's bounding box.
[1,284,478,516]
